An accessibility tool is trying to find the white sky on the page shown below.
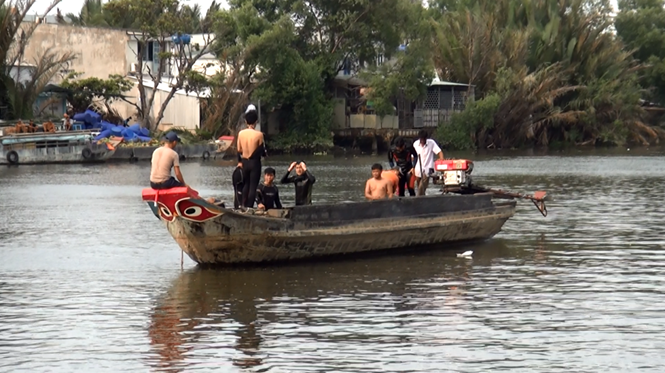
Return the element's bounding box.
[31,0,228,15]
[31,0,618,17]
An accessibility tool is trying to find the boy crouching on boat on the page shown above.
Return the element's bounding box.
[150,132,187,190]
[256,167,282,210]
[365,163,394,200]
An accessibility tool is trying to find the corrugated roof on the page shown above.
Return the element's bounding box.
[429,78,474,87]
[429,72,475,87]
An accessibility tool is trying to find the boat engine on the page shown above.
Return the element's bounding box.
[432,159,475,193]
[432,158,550,217]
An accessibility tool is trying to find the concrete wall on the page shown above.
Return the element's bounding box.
[332,98,346,129]
[23,23,129,82]
[349,114,398,129]
[112,82,202,130]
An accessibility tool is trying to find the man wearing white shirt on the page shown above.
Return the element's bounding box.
[413,130,444,196]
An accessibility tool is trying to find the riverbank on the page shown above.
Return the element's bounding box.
[108,143,219,162]
[262,134,663,157]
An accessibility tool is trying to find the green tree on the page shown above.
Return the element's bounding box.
[232,0,407,84]
[219,0,427,150]
[56,0,112,27]
[1,0,75,120]
[615,0,665,104]
[59,72,134,114]
[431,0,658,148]
[247,16,333,151]
[361,1,435,117]
[103,0,218,129]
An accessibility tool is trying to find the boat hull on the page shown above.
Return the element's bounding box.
[0,131,114,165]
[168,205,514,264]
[144,188,516,265]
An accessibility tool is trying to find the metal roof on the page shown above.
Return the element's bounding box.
[429,78,475,87]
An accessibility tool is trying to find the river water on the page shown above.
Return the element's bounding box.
[1,147,665,372]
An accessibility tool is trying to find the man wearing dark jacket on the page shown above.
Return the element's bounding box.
[280,161,316,206]
[256,167,282,210]
[387,137,417,196]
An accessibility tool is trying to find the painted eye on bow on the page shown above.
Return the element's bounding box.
[183,206,202,217]
[157,202,175,222]
[175,198,221,222]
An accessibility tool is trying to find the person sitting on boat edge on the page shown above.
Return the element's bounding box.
[365,163,394,200]
[280,161,316,206]
[388,136,417,196]
[149,131,187,190]
[64,114,72,131]
[236,108,266,208]
[413,130,444,196]
[256,167,282,210]
[42,120,56,133]
[14,120,26,133]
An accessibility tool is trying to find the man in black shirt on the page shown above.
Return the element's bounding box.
[280,161,316,206]
[256,167,282,210]
[387,137,417,196]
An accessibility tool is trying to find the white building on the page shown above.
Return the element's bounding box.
[120,33,223,130]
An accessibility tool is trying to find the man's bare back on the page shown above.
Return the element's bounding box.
[365,177,394,200]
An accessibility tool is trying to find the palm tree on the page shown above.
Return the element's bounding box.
[180,4,202,34]
[430,0,661,147]
[202,1,221,33]
[56,0,135,28]
[1,0,76,119]
[62,0,107,26]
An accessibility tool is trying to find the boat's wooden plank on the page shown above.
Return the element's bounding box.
[288,193,495,223]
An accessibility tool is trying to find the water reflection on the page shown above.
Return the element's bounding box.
[4,151,665,372]
[147,240,513,371]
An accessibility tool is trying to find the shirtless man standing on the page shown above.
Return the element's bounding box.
[365,163,394,200]
[236,108,266,208]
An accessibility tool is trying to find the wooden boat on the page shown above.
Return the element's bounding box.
[141,158,550,265]
[0,130,115,165]
[215,135,234,154]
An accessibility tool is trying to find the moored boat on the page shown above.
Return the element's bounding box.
[142,159,549,266]
[0,130,115,165]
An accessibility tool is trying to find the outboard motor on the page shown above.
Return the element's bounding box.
[432,159,475,192]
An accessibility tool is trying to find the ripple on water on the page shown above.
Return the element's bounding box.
[2,154,665,372]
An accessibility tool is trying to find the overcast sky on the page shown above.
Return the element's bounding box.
[32,0,618,17]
